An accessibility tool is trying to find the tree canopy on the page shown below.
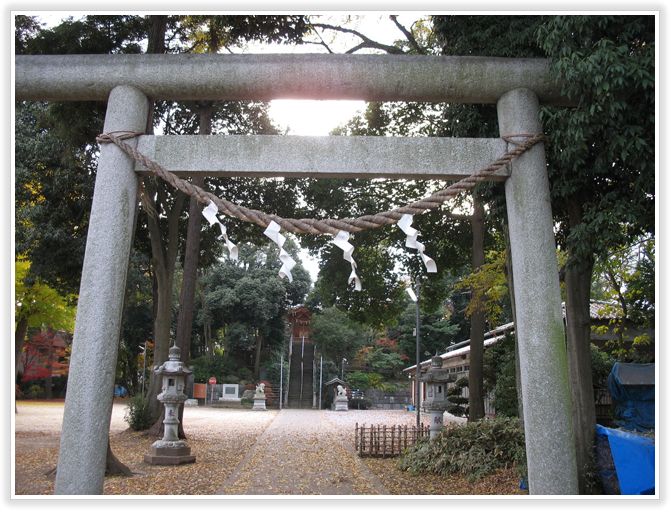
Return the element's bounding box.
[196,241,311,360]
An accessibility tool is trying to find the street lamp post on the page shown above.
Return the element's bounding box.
[407,278,421,430]
[341,358,347,380]
[141,340,147,397]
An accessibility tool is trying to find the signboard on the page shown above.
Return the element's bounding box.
[209,377,216,385]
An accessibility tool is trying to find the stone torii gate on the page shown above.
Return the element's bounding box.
[15,54,579,495]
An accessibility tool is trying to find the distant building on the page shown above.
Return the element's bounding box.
[403,301,654,417]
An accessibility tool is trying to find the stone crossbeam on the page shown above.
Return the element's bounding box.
[15,54,575,106]
[134,135,510,181]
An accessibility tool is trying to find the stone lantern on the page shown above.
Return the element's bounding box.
[144,344,196,465]
[419,355,456,438]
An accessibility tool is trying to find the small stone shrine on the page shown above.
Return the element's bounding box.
[252,382,267,411]
[144,344,196,465]
[419,355,456,438]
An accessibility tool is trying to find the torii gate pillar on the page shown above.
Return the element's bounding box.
[498,88,579,494]
[54,85,150,495]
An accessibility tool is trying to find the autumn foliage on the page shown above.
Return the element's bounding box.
[20,328,70,383]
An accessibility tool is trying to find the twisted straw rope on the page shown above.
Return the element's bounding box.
[96,131,546,236]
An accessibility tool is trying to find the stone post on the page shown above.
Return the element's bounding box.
[497,88,579,494]
[54,85,149,495]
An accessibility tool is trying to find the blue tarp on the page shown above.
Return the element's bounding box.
[596,425,655,495]
[607,362,655,432]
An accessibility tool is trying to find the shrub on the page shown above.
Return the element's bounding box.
[27,384,43,399]
[124,394,152,431]
[368,372,384,389]
[345,371,371,390]
[345,371,389,391]
[447,376,469,417]
[483,332,519,417]
[349,397,372,410]
[397,416,527,481]
[190,356,240,384]
[236,367,253,381]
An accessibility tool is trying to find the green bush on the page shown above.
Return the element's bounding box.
[349,397,372,410]
[236,367,253,381]
[190,356,240,383]
[27,384,43,399]
[344,371,392,391]
[446,376,469,417]
[397,416,527,481]
[345,371,371,390]
[124,394,152,431]
[368,372,384,389]
[483,333,519,417]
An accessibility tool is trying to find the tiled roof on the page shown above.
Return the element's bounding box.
[404,300,626,372]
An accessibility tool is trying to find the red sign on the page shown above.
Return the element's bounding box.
[209,377,216,385]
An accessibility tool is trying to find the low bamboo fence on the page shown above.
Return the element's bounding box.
[354,423,429,457]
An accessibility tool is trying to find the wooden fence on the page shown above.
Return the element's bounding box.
[354,423,429,457]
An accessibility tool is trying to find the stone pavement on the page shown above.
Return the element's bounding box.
[216,409,390,496]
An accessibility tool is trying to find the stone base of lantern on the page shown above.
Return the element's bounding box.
[334,396,349,411]
[144,440,196,465]
[252,397,267,410]
[428,410,444,439]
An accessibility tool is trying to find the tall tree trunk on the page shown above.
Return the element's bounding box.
[565,197,597,494]
[145,182,187,429]
[175,101,210,364]
[45,333,54,400]
[142,13,172,427]
[171,102,210,438]
[15,317,29,380]
[468,200,486,422]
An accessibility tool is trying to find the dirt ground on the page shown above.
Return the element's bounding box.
[13,400,527,497]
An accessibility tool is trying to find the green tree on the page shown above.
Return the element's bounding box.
[197,241,311,376]
[539,16,654,492]
[14,100,96,296]
[455,249,511,330]
[431,14,655,493]
[309,306,368,363]
[392,302,461,363]
[483,332,519,418]
[591,236,655,357]
[118,252,154,395]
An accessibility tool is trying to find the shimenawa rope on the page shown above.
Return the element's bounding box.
[95,131,546,236]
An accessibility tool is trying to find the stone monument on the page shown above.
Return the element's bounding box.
[218,383,242,403]
[144,344,196,465]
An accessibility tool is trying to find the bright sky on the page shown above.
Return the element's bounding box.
[31,12,424,138]
[260,14,424,136]
[269,100,365,136]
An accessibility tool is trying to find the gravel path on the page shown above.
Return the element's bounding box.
[14,401,475,496]
[217,409,391,496]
